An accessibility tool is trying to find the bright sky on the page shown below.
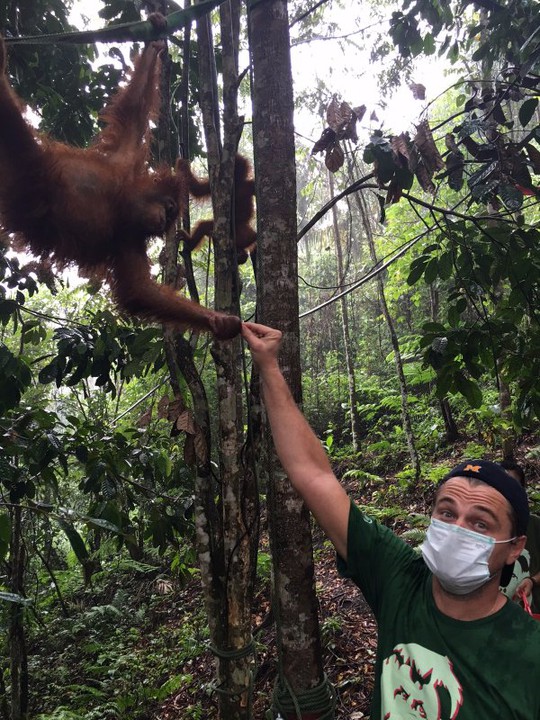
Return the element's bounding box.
[68,0,454,148]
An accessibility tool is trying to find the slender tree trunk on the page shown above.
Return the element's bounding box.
[194,3,258,717]
[439,398,460,443]
[9,506,28,720]
[478,30,516,460]
[429,286,459,442]
[249,2,334,718]
[355,190,421,479]
[328,171,361,452]
[0,669,9,720]
[153,4,257,714]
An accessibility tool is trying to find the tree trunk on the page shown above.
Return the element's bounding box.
[478,33,517,460]
[328,170,361,452]
[153,3,258,714]
[439,398,460,443]
[249,2,334,718]
[429,286,460,443]
[9,506,28,720]
[354,187,421,479]
[194,3,258,717]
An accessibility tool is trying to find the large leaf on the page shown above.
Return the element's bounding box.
[519,98,539,128]
[499,184,524,211]
[58,520,90,564]
[0,592,32,606]
[454,373,483,408]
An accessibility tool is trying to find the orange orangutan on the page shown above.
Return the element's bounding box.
[0,24,241,340]
[177,154,256,264]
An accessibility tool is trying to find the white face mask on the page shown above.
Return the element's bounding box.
[421,518,516,595]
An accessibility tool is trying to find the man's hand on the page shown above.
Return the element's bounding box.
[513,576,534,602]
[242,321,282,370]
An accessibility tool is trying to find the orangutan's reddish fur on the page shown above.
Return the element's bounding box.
[177,155,256,264]
[0,30,240,340]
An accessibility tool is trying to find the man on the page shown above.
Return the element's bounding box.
[242,321,540,720]
[500,460,540,610]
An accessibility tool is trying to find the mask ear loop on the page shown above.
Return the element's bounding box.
[493,536,518,544]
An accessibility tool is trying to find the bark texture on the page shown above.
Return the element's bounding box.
[249,0,330,713]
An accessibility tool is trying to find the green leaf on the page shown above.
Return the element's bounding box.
[422,322,447,333]
[454,373,483,408]
[0,592,32,606]
[448,304,461,327]
[407,256,428,285]
[39,359,60,385]
[0,299,17,323]
[519,98,538,128]
[424,257,440,284]
[363,147,374,164]
[499,184,524,211]
[471,42,490,61]
[82,516,123,535]
[423,33,435,55]
[75,445,89,463]
[58,520,90,564]
[438,252,453,280]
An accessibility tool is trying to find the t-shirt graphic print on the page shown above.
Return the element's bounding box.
[381,643,463,719]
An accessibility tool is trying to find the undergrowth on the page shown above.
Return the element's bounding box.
[28,560,208,720]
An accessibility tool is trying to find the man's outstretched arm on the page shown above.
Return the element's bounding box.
[242,321,350,560]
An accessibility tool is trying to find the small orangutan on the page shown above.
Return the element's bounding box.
[0,25,241,340]
[177,154,256,264]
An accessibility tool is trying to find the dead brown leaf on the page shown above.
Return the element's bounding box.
[326,143,345,172]
[409,82,426,100]
[137,407,152,427]
[157,395,170,420]
[176,410,196,435]
[414,120,444,174]
[327,98,353,133]
[312,127,337,155]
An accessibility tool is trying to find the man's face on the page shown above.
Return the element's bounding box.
[432,477,525,575]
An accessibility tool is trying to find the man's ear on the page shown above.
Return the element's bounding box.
[506,535,527,564]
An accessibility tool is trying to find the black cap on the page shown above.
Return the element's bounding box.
[443,459,529,536]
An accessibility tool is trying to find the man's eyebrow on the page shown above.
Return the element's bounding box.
[469,504,498,522]
[434,494,457,506]
[435,495,499,522]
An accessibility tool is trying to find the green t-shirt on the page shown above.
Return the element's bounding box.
[527,514,540,611]
[338,501,540,720]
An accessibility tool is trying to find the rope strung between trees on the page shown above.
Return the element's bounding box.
[3,0,224,45]
[267,673,336,719]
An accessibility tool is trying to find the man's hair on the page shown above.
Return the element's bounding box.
[499,459,526,489]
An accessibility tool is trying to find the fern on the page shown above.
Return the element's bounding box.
[401,527,427,548]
